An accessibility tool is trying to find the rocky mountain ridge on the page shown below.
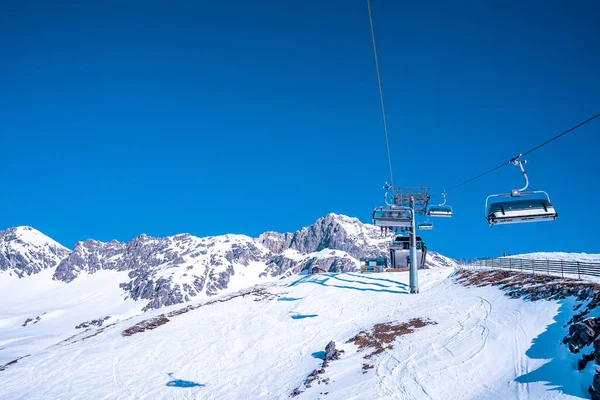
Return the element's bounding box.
[0,214,456,310]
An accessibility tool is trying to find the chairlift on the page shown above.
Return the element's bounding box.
[428,191,453,217]
[417,222,433,230]
[372,206,413,227]
[417,215,434,230]
[485,156,558,226]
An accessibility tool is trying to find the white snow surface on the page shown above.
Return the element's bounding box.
[0,267,142,365]
[507,252,600,263]
[0,267,591,399]
[8,226,68,252]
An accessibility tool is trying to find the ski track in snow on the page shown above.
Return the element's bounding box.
[0,267,589,399]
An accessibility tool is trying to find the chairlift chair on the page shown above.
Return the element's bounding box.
[372,206,413,227]
[485,156,558,226]
[417,222,434,230]
[428,191,453,217]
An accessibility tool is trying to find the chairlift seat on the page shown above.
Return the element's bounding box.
[372,206,412,227]
[427,205,453,217]
[486,199,557,225]
[418,222,433,230]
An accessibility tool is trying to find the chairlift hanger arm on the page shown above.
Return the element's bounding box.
[510,154,529,193]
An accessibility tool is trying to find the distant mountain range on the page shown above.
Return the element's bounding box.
[0,214,456,310]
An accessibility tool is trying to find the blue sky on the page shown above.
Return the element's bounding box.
[1,0,599,258]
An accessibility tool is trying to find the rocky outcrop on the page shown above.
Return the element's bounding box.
[324,341,341,364]
[54,239,125,282]
[75,316,110,329]
[291,340,344,396]
[590,372,600,400]
[565,318,600,354]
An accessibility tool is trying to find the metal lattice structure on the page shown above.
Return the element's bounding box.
[385,186,430,213]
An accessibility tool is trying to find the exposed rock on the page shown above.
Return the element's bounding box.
[579,352,595,370]
[75,316,111,329]
[566,318,599,354]
[291,340,343,396]
[324,341,341,362]
[590,371,600,400]
[122,315,170,337]
[0,355,30,372]
[21,315,42,327]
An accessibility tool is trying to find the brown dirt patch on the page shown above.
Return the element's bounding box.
[455,269,600,296]
[349,318,437,359]
[122,315,170,337]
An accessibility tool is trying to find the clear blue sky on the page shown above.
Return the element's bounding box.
[1,0,599,258]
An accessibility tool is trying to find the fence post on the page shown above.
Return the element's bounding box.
[547,259,549,276]
[561,260,564,279]
[509,259,512,272]
[532,261,535,275]
[578,262,581,280]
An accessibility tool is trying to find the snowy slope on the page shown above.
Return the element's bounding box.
[0,214,460,379]
[507,252,600,263]
[0,267,588,400]
[0,268,142,365]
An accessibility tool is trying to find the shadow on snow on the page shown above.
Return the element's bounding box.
[346,273,409,288]
[291,314,318,320]
[278,297,303,302]
[514,300,592,398]
[289,274,408,295]
[166,373,205,388]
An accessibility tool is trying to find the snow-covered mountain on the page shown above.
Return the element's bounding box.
[0,226,70,277]
[0,214,455,311]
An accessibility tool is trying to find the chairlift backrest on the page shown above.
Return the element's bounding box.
[485,191,557,226]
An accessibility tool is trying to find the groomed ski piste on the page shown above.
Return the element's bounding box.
[2,255,600,400]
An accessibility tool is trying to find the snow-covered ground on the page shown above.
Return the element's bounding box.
[0,266,590,399]
[0,268,143,365]
[506,252,600,263]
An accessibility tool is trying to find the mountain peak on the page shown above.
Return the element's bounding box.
[0,226,70,277]
[1,226,68,252]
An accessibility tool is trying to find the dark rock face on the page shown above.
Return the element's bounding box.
[590,371,600,400]
[261,214,387,260]
[324,341,341,363]
[565,318,599,354]
[580,353,596,370]
[22,316,42,327]
[54,239,125,282]
[75,316,110,329]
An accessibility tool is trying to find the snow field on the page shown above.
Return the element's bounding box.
[0,267,587,399]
